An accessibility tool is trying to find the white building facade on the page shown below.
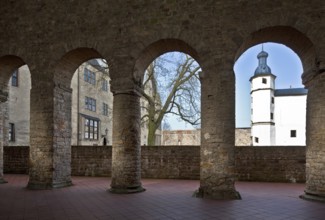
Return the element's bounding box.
[250,50,307,146]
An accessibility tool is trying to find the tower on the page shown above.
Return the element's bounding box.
[250,50,276,146]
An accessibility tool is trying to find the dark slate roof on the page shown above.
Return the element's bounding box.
[254,50,272,75]
[274,88,308,96]
[87,59,108,72]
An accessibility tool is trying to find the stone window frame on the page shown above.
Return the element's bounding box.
[84,68,96,85]
[85,96,96,112]
[102,102,108,116]
[9,123,15,142]
[102,79,108,91]
[11,69,18,87]
[84,118,99,140]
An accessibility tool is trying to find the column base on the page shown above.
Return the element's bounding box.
[0,177,7,184]
[27,181,72,190]
[300,191,325,203]
[109,185,146,194]
[193,187,241,200]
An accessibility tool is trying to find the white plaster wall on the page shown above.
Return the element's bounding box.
[274,95,306,146]
[251,124,274,146]
[251,75,275,91]
[251,90,273,122]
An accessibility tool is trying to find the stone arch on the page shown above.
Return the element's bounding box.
[54,47,105,89]
[0,55,28,184]
[133,39,200,85]
[0,55,26,89]
[235,26,317,82]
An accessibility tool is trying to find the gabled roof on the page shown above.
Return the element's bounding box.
[274,88,308,96]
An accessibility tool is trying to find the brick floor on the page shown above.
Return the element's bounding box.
[0,174,324,220]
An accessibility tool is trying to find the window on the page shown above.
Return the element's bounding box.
[255,137,259,143]
[271,97,274,104]
[85,97,96,111]
[84,118,98,140]
[102,79,108,91]
[270,113,274,120]
[11,70,18,87]
[84,68,96,85]
[290,130,297,138]
[103,103,108,116]
[9,123,15,141]
[262,78,267,84]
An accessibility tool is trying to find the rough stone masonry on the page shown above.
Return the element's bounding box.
[0,1,324,201]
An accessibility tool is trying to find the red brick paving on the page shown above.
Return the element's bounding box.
[0,174,324,220]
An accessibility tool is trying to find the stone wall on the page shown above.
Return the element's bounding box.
[235,128,251,146]
[3,146,29,174]
[141,145,200,179]
[235,146,306,183]
[4,145,306,183]
[71,145,112,176]
[162,130,200,146]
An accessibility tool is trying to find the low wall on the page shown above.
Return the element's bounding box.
[3,146,29,174]
[3,145,306,183]
[142,146,200,179]
[235,146,306,183]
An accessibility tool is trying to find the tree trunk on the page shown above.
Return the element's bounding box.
[147,119,156,145]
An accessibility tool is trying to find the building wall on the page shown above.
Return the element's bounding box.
[162,130,200,145]
[251,75,275,146]
[7,65,31,146]
[4,145,306,183]
[235,128,252,146]
[6,61,156,147]
[274,95,306,145]
[162,129,251,146]
[70,61,113,146]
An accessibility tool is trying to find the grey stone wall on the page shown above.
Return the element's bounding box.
[4,145,306,183]
[235,128,252,146]
[235,146,306,183]
[141,145,200,179]
[3,146,29,174]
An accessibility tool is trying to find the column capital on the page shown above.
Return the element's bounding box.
[110,77,143,97]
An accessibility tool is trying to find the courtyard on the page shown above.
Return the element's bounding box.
[0,174,324,220]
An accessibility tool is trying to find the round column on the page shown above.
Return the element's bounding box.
[109,88,144,193]
[301,72,325,202]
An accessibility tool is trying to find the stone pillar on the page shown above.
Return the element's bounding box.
[301,71,325,202]
[27,82,72,189]
[0,90,8,184]
[109,78,145,193]
[194,70,240,200]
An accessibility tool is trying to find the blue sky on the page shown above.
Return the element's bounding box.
[234,42,304,128]
[166,42,304,130]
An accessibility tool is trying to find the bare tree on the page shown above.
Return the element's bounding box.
[140,52,201,146]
